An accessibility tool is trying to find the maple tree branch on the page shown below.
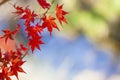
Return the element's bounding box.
[0,0,10,5]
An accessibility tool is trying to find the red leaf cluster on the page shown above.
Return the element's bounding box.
[0,44,27,80]
[0,0,68,80]
[13,3,68,52]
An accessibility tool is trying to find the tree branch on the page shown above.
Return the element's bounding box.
[0,0,10,6]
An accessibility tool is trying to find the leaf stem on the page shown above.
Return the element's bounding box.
[21,51,28,59]
[43,0,56,15]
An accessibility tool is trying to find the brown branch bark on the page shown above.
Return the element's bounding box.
[0,0,10,5]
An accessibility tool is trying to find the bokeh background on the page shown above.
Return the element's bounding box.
[0,0,120,80]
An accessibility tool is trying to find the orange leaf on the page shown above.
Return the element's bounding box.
[56,4,68,24]
[42,15,59,36]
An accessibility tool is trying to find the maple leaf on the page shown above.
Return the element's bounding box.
[0,67,11,80]
[56,4,68,24]
[34,23,44,34]
[26,23,43,38]
[42,15,59,36]
[0,25,20,43]
[28,36,44,52]
[37,0,50,9]
[10,58,26,79]
[9,50,18,60]
[0,29,14,43]
[26,26,39,38]
[21,8,37,26]
[13,4,24,15]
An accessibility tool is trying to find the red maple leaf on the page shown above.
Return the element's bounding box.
[0,25,20,43]
[37,0,50,9]
[26,23,43,38]
[0,67,11,80]
[21,8,37,26]
[56,4,68,24]
[28,36,44,52]
[13,4,24,15]
[10,58,26,79]
[26,26,38,38]
[13,5,37,26]
[0,29,14,43]
[42,15,59,36]
[34,23,43,34]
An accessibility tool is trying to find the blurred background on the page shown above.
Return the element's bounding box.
[0,0,120,80]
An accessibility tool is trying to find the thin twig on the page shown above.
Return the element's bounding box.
[43,0,56,15]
